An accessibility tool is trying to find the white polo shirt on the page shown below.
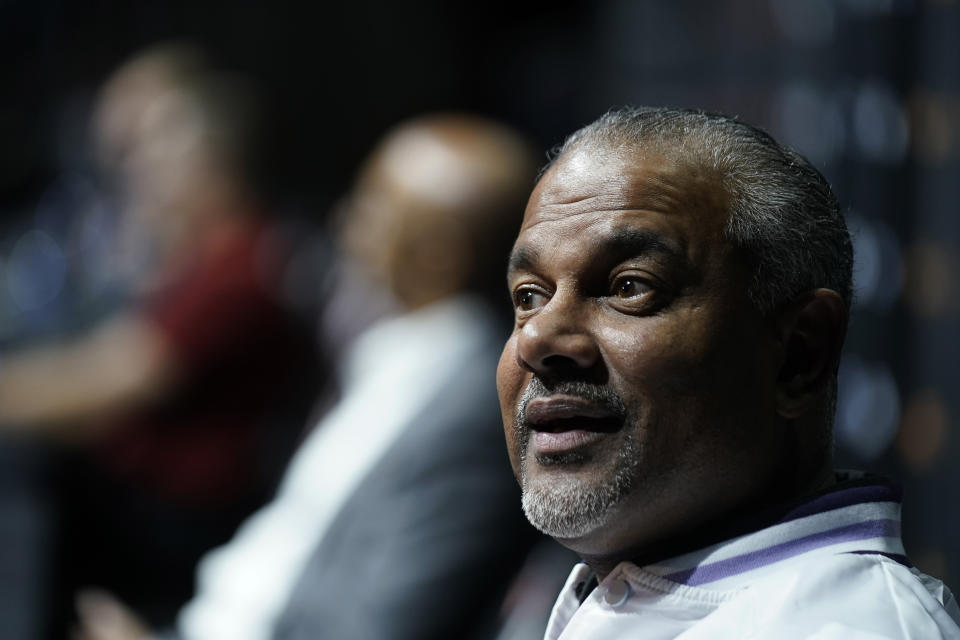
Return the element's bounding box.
[545,479,960,639]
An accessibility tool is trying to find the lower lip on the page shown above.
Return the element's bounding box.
[533,429,608,455]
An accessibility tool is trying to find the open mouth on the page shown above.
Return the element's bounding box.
[522,395,624,456]
[524,394,623,430]
[529,414,623,434]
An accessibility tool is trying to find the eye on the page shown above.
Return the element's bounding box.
[612,275,652,299]
[513,285,549,312]
[607,273,665,313]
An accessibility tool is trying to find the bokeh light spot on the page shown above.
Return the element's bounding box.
[772,83,846,164]
[769,0,836,46]
[902,242,958,318]
[836,356,901,460]
[5,230,67,312]
[853,81,910,163]
[848,212,904,312]
[907,89,955,165]
[897,389,949,473]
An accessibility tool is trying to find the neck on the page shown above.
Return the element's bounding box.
[581,461,837,582]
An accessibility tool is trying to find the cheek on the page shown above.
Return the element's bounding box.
[599,320,707,389]
[602,312,777,438]
[496,337,525,470]
[598,315,741,426]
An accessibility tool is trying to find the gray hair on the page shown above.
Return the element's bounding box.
[549,106,853,317]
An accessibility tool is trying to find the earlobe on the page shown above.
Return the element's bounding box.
[775,289,848,419]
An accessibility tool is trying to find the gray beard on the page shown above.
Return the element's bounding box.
[520,434,637,538]
[514,376,638,538]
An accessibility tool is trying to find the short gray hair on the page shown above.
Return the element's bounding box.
[549,106,853,317]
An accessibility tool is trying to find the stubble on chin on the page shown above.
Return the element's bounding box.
[513,378,637,539]
[519,455,636,539]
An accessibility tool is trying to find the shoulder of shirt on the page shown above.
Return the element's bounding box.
[731,553,960,639]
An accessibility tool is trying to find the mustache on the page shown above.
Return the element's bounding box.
[515,376,627,429]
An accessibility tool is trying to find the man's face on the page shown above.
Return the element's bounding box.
[497,143,786,556]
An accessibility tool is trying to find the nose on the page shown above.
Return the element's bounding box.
[516,296,600,375]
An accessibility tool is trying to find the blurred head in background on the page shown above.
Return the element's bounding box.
[339,114,538,312]
[91,43,263,278]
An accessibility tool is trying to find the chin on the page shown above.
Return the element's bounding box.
[520,461,632,540]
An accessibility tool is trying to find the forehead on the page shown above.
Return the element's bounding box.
[524,143,727,228]
[512,144,732,271]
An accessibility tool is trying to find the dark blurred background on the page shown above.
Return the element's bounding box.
[0,0,958,635]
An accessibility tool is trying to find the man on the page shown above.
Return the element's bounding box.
[496,107,960,639]
[0,45,320,631]
[77,113,542,640]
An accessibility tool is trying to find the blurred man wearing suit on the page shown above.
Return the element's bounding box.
[77,114,543,640]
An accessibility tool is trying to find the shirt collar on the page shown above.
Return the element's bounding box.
[564,472,907,602]
[547,475,911,640]
[627,472,907,591]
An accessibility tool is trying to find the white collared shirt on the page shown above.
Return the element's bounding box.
[545,480,960,639]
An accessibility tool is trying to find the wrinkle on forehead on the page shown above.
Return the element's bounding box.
[525,145,729,231]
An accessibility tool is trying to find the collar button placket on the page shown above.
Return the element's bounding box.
[602,579,632,608]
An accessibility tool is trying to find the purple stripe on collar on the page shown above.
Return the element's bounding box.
[665,518,900,587]
[774,483,901,527]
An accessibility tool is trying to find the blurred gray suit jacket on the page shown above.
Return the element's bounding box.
[271,306,539,640]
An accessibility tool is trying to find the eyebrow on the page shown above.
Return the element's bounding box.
[603,228,684,263]
[507,245,540,274]
[507,227,686,275]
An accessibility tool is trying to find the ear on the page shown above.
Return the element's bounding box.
[775,289,848,419]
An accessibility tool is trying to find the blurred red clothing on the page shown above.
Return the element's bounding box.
[93,216,320,505]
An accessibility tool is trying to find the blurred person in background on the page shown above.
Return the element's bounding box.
[0,44,323,634]
[75,113,545,640]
